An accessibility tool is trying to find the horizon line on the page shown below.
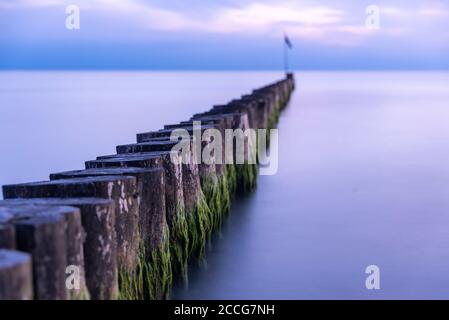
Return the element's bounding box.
[1,68,449,72]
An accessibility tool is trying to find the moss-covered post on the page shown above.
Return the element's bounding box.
[200,107,257,193]
[86,152,188,281]
[241,93,271,129]
[116,139,210,259]
[49,167,170,300]
[150,126,226,231]
[2,176,140,293]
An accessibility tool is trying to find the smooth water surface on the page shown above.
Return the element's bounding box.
[174,72,449,299]
[0,71,282,192]
[1,71,449,299]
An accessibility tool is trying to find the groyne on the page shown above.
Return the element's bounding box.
[0,73,295,300]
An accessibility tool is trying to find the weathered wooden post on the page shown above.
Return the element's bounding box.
[190,112,244,197]
[22,212,62,303]
[116,139,209,258]
[92,154,183,225]
[0,224,16,249]
[86,153,162,170]
[164,120,225,178]
[148,124,227,231]
[0,249,33,300]
[127,137,212,257]
[137,125,219,178]
[86,152,188,279]
[0,205,80,300]
[196,108,257,193]
[0,203,87,299]
[253,87,282,126]
[213,101,258,130]
[50,167,169,300]
[241,94,270,129]
[0,198,117,300]
[116,140,178,154]
[2,175,139,297]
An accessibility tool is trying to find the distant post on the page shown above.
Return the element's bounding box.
[284,34,293,74]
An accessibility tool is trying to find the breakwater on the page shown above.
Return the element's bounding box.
[0,73,295,300]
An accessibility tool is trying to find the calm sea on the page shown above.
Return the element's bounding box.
[1,71,449,299]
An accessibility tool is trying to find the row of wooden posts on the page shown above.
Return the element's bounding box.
[0,74,295,300]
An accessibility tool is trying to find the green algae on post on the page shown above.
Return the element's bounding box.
[118,227,172,300]
[169,202,189,280]
[0,74,295,301]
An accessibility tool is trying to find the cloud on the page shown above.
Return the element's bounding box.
[418,8,449,17]
[206,3,344,34]
[74,1,346,36]
[93,0,197,31]
[1,0,448,47]
[0,0,64,8]
[0,1,345,30]
[382,5,449,18]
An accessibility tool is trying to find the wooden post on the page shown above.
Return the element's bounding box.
[49,168,167,262]
[2,176,139,274]
[0,224,16,249]
[0,198,117,300]
[116,140,178,154]
[0,249,33,300]
[85,153,188,280]
[138,128,219,179]
[86,153,162,169]
[86,152,184,234]
[125,139,201,216]
[0,205,75,300]
[136,125,215,143]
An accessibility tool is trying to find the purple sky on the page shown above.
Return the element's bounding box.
[1,0,448,69]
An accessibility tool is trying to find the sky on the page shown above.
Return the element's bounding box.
[0,0,448,70]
